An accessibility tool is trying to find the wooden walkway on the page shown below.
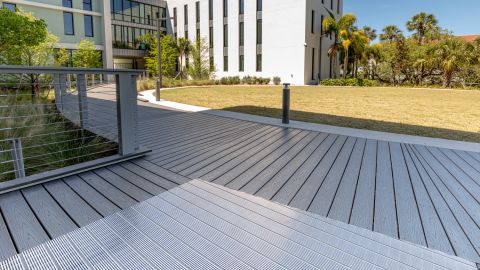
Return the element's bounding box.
[0,90,480,264]
[2,180,475,270]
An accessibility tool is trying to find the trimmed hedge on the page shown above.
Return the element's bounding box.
[320,78,378,87]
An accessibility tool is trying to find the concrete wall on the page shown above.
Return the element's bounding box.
[166,0,341,85]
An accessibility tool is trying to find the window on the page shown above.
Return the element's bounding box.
[239,22,244,46]
[161,8,166,27]
[196,1,200,23]
[311,10,315,34]
[223,56,228,71]
[331,0,333,10]
[185,30,189,39]
[210,56,214,71]
[209,26,214,48]
[184,4,188,25]
[84,15,93,36]
[63,12,75,35]
[131,2,139,23]
[209,0,213,20]
[321,15,324,34]
[337,0,340,13]
[139,3,145,23]
[257,0,262,11]
[196,28,200,43]
[122,0,131,22]
[256,19,262,44]
[173,7,177,27]
[239,0,244,15]
[83,0,92,11]
[62,0,72,8]
[312,48,315,80]
[2,2,16,11]
[145,4,151,25]
[223,24,228,47]
[223,0,227,17]
[256,54,262,71]
[239,55,244,71]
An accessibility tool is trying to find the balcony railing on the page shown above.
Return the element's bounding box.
[0,66,146,192]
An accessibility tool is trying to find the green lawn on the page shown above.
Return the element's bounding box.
[161,86,480,143]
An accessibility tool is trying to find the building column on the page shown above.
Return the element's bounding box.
[102,0,114,69]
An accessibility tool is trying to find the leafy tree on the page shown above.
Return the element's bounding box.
[379,25,403,43]
[72,40,102,68]
[406,12,439,44]
[188,38,211,80]
[142,33,179,77]
[0,8,47,53]
[322,12,357,78]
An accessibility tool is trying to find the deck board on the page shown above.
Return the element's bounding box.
[1,92,480,263]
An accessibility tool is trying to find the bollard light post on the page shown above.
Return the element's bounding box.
[282,83,291,124]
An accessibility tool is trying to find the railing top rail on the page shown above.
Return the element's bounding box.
[0,65,145,75]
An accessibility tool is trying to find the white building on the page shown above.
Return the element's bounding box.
[1,0,342,85]
[166,0,343,84]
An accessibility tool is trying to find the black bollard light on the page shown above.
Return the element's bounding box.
[282,83,290,124]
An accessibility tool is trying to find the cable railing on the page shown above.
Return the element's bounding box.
[0,66,143,184]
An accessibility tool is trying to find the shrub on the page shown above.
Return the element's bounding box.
[320,78,378,87]
[261,77,271,85]
[273,76,281,85]
[242,76,254,85]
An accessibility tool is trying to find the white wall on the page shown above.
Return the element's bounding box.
[166,0,341,85]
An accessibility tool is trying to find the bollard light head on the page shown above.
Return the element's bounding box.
[283,83,290,89]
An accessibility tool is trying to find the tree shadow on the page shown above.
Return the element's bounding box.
[221,105,480,143]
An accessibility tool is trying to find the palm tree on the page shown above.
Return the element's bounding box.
[379,25,403,43]
[322,12,357,78]
[176,37,191,79]
[406,12,438,44]
[339,29,369,78]
[362,26,377,42]
[434,37,468,87]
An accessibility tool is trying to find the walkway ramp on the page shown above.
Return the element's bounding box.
[1,180,475,270]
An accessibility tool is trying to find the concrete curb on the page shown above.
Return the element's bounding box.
[138,89,480,152]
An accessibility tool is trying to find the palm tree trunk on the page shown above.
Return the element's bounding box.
[343,48,349,79]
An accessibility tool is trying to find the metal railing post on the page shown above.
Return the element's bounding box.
[53,74,61,110]
[282,83,291,124]
[59,74,67,112]
[76,74,89,129]
[116,73,138,155]
[10,138,26,179]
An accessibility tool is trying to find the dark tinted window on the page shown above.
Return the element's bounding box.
[209,0,213,20]
[62,0,72,8]
[196,1,200,22]
[239,22,244,46]
[223,24,228,47]
[184,4,188,25]
[239,0,244,14]
[256,19,262,44]
[63,12,75,35]
[223,0,227,17]
[3,2,16,11]
[257,0,262,11]
[256,54,262,71]
[223,56,228,71]
[84,15,93,36]
[83,0,92,11]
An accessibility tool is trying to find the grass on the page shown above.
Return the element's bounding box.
[0,90,117,182]
[160,85,480,143]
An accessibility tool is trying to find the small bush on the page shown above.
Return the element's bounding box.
[273,76,281,85]
[320,78,378,87]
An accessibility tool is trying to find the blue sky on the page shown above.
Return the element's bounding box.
[344,0,479,39]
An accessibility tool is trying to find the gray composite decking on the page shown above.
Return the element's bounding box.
[1,180,476,270]
[1,87,480,265]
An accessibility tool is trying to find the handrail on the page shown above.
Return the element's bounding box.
[0,65,145,75]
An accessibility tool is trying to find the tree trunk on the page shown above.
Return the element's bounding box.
[442,70,453,88]
[343,48,349,79]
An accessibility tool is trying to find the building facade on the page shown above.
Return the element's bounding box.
[1,0,342,84]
